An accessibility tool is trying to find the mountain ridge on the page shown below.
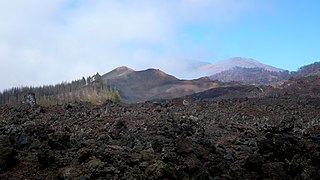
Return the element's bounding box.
[209,66,290,84]
[101,67,220,103]
[198,57,285,76]
[0,60,319,105]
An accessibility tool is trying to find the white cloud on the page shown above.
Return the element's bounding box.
[0,0,266,90]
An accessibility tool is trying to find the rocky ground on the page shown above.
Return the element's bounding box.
[0,94,320,179]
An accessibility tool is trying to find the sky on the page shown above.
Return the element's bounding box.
[0,0,319,90]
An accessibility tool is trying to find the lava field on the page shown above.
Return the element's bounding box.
[1,95,320,179]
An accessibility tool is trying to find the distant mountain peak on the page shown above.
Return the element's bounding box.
[114,66,134,72]
[198,57,284,75]
[102,66,134,79]
[223,57,260,64]
[209,66,290,84]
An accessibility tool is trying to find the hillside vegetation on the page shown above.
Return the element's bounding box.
[0,73,121,106]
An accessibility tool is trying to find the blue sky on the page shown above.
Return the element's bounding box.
[0,0,319,90]
[177,0,320,71]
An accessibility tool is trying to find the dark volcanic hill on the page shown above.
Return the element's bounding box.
[102,66,221,103]
[189,84,270,100]
[187,74,320,101]
[293,61,320,77]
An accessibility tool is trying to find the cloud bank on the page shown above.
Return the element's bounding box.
[0,0,265,90]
